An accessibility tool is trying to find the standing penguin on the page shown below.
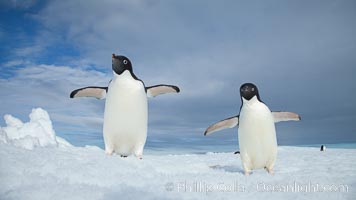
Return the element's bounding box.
[320,145,326,151]
[204,83,300,175]
[70,54,180,158]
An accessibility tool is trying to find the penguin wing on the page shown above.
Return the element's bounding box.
[204,116,239,136]
[146,84,180,97]
[70,87,108,99]
[272,111,301,123]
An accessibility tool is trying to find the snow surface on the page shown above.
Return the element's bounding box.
[1,109,355,200]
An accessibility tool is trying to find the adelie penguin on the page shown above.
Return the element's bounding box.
[320,145,326,151]
[70,54,180,159]
[204,83,300,175]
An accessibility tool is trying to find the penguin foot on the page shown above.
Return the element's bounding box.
[134,151,143,160]
[266,168,274,175]
[244,171,250,176]
[105,150,114,156]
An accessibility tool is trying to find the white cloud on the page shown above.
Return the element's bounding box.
[0,0,38,9]
[14,44,44,57]
[2,59,31,67]
[0,61,110,140]
[2,0,356,146]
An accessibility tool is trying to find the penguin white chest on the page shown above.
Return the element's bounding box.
[103,71,148,156]
[238,96,277,171]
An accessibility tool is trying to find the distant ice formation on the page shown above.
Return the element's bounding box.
[0,108,71,149]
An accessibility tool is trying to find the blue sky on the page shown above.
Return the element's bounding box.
[1,0,355,150]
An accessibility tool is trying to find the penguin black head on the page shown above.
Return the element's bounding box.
[112,54,133,75]
[240,83,260,101]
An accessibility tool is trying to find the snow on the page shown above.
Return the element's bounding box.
[0,108,71,149]
[1,109,355,200]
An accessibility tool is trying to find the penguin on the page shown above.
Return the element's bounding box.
[234,151,240,154]
[204,83,300,175]
[320,145,326,151]
[70,54,180,158]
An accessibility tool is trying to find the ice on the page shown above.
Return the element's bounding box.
[0,109,355,199]
[0,108,71,149]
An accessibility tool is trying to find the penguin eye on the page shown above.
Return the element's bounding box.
[123,60,128,65]
[251,88,255,92]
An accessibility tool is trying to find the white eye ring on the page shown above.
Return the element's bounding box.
[123,60,128,64]
[251,88,255,91]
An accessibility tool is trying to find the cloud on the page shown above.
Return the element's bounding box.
[14,45,44,57]
[1,0,356,147]
[0,0,39,10]
[0,62,110,142]
[2,59,31,68]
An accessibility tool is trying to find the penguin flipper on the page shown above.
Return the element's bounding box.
[146,84,180,97]
[272,111,301,123]
[204,116,239,136]
[70,86,108,99]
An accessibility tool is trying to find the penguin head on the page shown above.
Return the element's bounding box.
[112,54,133,75]
[240,83,260,101]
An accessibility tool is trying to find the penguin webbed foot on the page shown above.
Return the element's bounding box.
[135,154,143,160]
[265,167,275,175]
